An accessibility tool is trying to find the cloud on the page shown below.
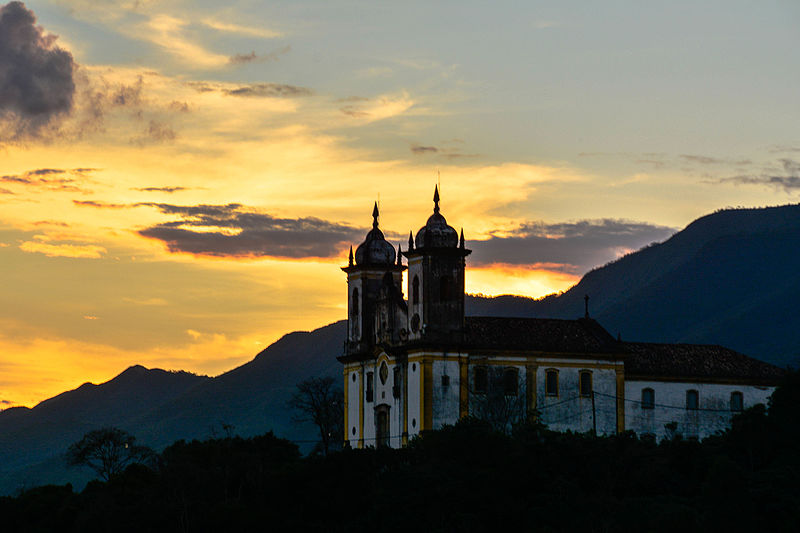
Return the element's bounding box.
[0,167,92,191]
[72,199,127,208]
[130,119,176,145]
[137,203,364,259]
[228,45,291,65]
[409,142,476,160]
[200,19,283,39]
[338,92,413,121]
[680,154,752,166]
[468,219,675,275]
[133,186,187,193]
[411,144,438,154]
[19,240,107,258]
[716,159,800,193]
[0,1,76,141]
[187,81,313,98]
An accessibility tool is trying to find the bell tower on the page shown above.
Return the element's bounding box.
[403,187,471,344]
[342,203,405,356]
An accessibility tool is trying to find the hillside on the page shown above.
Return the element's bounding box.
[468,204,800,367]
[3,203,800,494]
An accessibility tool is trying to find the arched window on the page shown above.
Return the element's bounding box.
[730,391,744,412]
[545,369,559,397]
[351,288,359,316]
[579,371,592,397]
[641,388,655,409]
[686,389,699,410]
[412,275,419,305]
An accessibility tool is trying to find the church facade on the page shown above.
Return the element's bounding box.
[339,189,782,447]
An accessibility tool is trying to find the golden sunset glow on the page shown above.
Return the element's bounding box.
[2,0,799,408]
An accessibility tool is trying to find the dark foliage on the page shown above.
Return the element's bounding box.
[4,374,800,532]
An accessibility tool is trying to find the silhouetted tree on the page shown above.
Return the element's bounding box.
[66,427,154,481]
[288,376,343,455]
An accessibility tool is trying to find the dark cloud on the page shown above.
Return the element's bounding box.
[469,219,675,275]
[768,145,800,154]
[130,119,176,146]
[73,199,127,209]
[229,45,291,65]
[0,167,86,191]
[0,1,76,141]
[133,186,187,193]
[411,144,438,154]
[681,154,752,166]
[137,203,363,259]
[717,159,800,193]
[168,100,190,112]
[340,105,370,117]
[32,220,69,226]
[409,142,476,160]
[0,167,96,191]
[229,51,257,64]
[225,83,312,98]
[187,81,313,98]
[0,187,13,194]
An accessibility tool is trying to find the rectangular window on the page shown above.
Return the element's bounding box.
[730,391,744,412]
[474,366,488,394]
[366,372,374,403]
[641,388,655,409]
[503,368,518,396]
[579,371,592,397]
[686,390,699,410]
[545,369,558,397]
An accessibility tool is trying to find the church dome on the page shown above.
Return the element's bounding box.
[414,186,458,248]
[355,203,396,266]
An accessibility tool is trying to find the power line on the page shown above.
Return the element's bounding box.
[592,390,741,413]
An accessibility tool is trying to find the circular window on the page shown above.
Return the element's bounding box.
[352,427,356,436]
[412,363,416,372]
[412,418,416,428]
[352,373,356,382]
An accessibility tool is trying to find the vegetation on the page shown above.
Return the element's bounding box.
[66,427,154,482]
[3,373,800,531]
[288,376,343,455]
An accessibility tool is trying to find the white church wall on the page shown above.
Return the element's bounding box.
[625,380,775,440]
[432,359,461,429]
[536,362,619,436]
[362,364,375,446]
[407,359,421,439]
[346,368,361,447]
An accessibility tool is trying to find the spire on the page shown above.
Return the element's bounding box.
[459,228,465,249]
[348,245,354,267]
[433,185,440,214]
[397,243,402,265]
[408,231,414,251]
[372,201,379,229]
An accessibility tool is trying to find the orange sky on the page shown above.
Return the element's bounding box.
[1,1,799,408]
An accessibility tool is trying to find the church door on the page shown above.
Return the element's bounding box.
[375,405,390,447]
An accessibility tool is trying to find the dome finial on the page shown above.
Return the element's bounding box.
[433,185,440,214]
[372,201,379,229]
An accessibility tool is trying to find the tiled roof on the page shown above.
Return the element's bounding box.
[623,341,784,383]
[464,316,620,354]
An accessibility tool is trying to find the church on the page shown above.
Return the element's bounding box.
[339,188,783,447]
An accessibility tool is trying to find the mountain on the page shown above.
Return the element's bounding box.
[3,203,800,494]
[465,204,800,368]
[0,322,346,495]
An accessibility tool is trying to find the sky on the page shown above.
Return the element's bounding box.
[1,0,799,407]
